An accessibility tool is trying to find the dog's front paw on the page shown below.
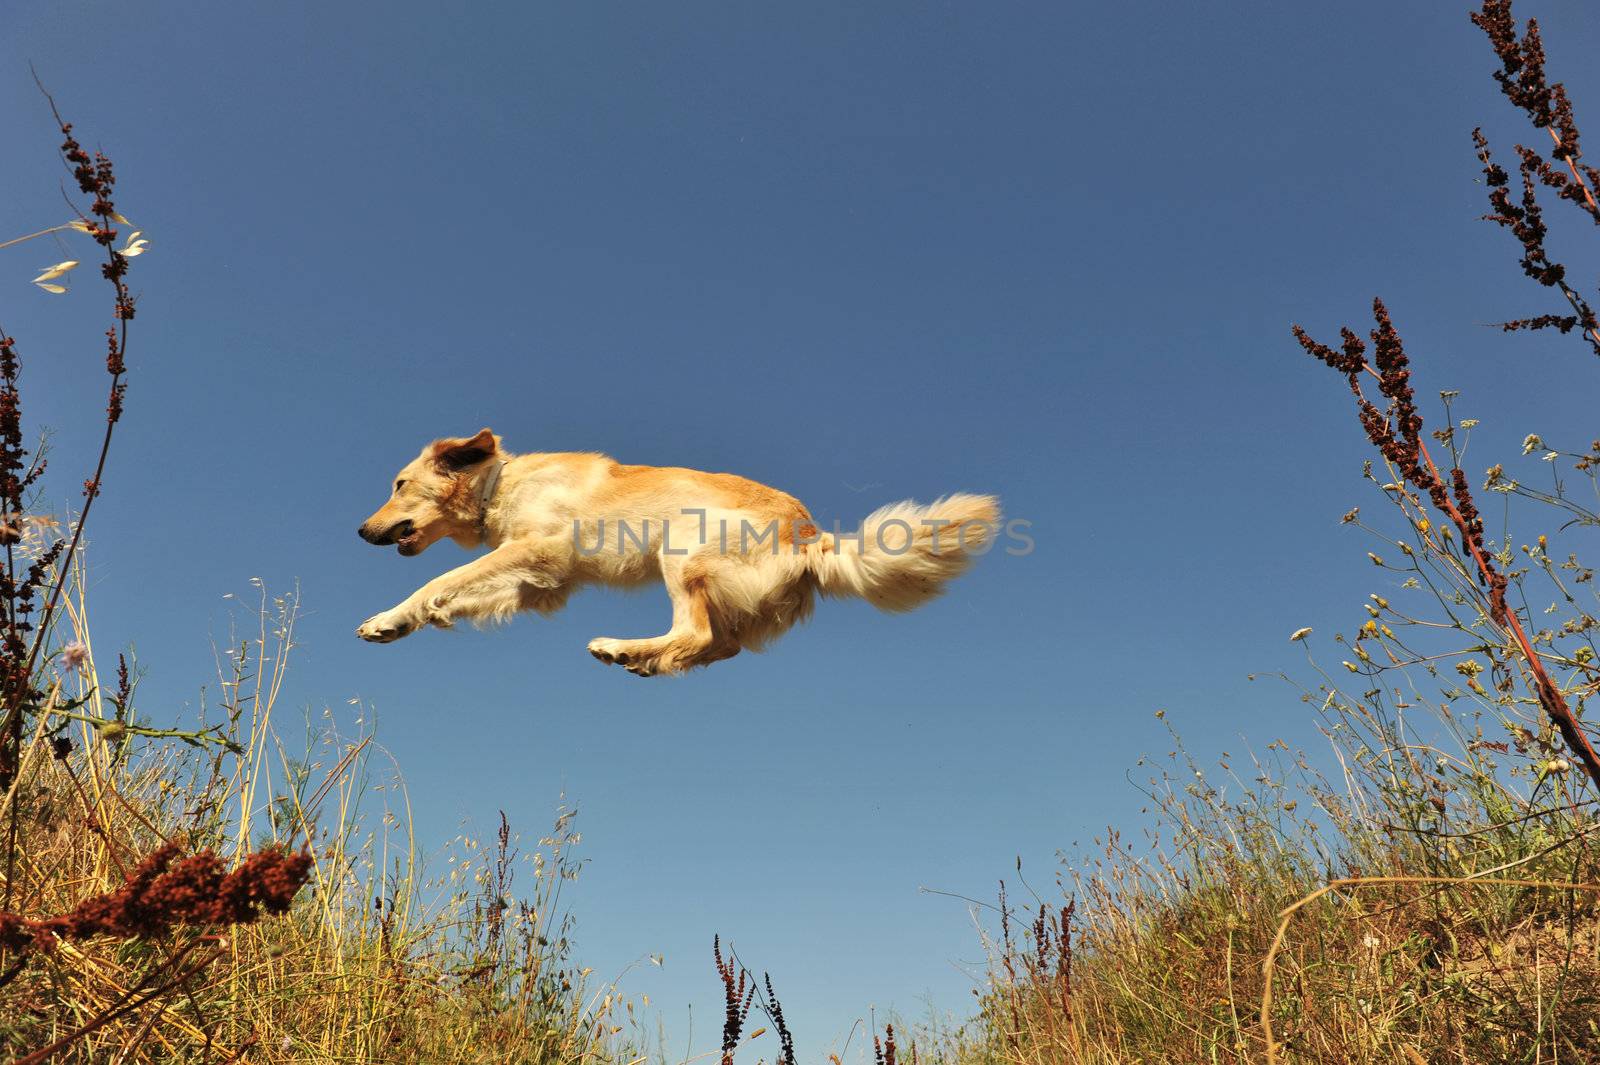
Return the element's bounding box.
[357,611,416,643]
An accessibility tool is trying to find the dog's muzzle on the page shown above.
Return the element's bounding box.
[359,519,414,546]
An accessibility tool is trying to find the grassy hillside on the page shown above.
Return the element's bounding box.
[6,2,1600,1061]
[2,583,644,1062]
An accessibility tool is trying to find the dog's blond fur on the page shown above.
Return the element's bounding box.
[356,429,999,675]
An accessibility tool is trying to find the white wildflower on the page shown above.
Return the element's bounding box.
[60,641,89,671]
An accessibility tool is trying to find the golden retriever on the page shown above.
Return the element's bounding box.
[357,429,999,675]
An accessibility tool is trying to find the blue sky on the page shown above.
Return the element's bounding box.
[4,0,1599,1056]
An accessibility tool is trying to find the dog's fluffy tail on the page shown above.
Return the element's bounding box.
[806,493,1001,612]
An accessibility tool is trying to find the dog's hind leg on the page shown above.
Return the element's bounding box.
[588,554,735,676]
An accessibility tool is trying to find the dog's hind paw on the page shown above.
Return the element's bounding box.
[588,637,659,676]
[357,611,415,643]
[587,637,630,665]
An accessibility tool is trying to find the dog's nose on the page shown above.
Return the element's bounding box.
[359,523,387,544]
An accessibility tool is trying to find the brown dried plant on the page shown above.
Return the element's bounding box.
[0,99,317,1063]
[0,842,311,955]
[910,4,1600,1063]
[1294,299,1600,790]
[1470,0,1600,356]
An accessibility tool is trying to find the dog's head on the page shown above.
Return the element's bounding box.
[358,428,501,556]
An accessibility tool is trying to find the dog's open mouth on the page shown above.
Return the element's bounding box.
[396,530,425,556]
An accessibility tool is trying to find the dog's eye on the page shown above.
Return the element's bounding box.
[394,479,407,493]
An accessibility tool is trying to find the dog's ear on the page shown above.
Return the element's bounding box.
[431,428,499,471]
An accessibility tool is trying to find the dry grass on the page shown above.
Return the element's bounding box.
[923,6,1600,1062]
[0,579,643,1063]
[970,698,1600,1062]
[943,413,1600,1062]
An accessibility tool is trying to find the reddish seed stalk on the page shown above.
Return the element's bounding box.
[0,843,312,955]
[1545,126,1600,350]
[1471,1,1600,355]
[1357,358,1600,789]
[1549,127,1600,216]
[712,935,753,1065]
[1300,309,1600,793]
[0,87,148,917]
[22,99,134,682]
[0,843,309,1062]
[0,98,135,816]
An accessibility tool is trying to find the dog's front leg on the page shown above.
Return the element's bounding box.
[357,538,572,643]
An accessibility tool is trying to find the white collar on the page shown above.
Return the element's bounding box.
[477,460,508,536]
